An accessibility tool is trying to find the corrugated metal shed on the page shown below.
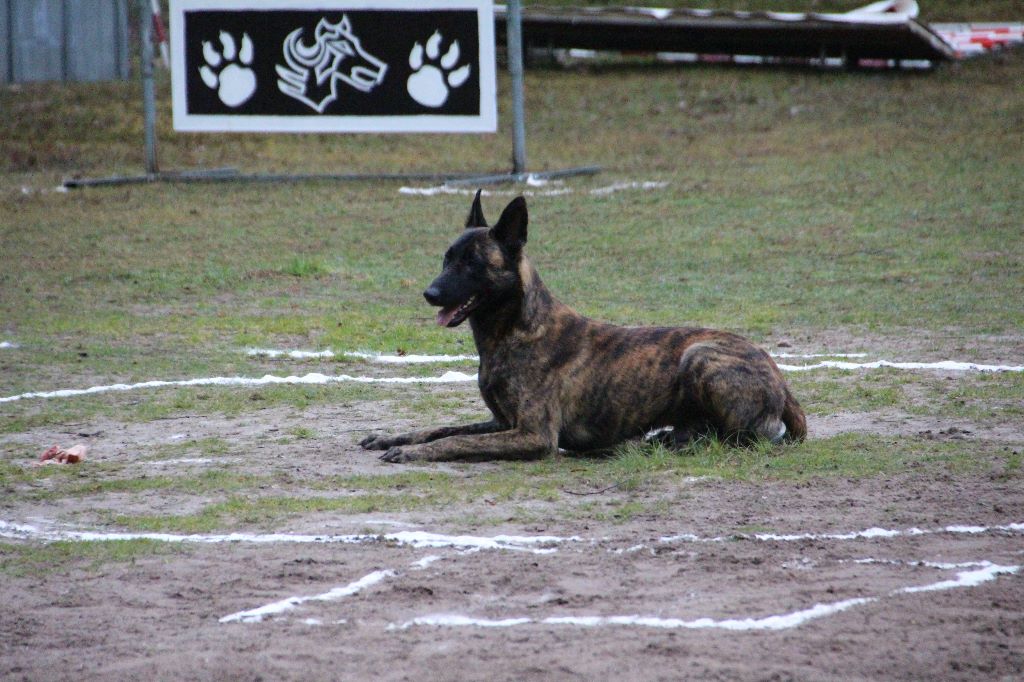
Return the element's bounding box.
[1,0,130,83]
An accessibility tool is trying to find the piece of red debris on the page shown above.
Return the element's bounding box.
[38,444,88,464]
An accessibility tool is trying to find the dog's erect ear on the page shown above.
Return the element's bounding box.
[465,189,488,228]
[490,196,528,254]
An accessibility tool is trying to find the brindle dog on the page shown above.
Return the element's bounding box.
[361,192,806,463]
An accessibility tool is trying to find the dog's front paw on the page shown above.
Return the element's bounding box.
[360,433,394,450]
[379,446,418,463]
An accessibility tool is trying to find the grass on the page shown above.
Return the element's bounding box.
[1,13,1022,546]
[0,539,180,577]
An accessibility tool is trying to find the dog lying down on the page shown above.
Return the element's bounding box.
[361,192,805,463]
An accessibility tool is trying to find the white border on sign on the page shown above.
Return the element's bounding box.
[169,0,497,133]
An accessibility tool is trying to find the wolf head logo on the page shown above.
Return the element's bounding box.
[276,16,387,113]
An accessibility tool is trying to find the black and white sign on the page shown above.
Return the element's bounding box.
[170,0,496,132]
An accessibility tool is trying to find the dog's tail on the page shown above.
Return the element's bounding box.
[781,387,807,442]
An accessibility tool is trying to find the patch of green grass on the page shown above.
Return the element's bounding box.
[287,426,317,440]
[574,432,998,485]
[111,493,439,533]
[912,372,1024,421]
[280,256,330,278]
[147,436,233,461]
[998,450,1022,481]
[787,370,908,415]
[0,539,180,577]
[60,469,270,498]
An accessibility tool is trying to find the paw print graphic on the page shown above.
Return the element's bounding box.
[406,31,471,108]
[199,32,256,108]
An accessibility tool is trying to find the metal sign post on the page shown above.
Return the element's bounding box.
[506,0,527,175]
[140,0,158,175]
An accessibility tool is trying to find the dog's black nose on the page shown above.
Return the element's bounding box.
[423,286,442,305]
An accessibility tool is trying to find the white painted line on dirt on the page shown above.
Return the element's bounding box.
[398,179,668,198]
[246,348,336,359]
[589,180,670,195]
[220,569,395,623]
[246,349,479,364]
[0,520,574,554]
[7,350,1018,404]
[387,530,574,554]
[658,521,1024,545]
[852,558,993,570]
[398,185,572,197]
[343,351,480,364]
[389,614,534,629]
[896,562,1018,594]
[250,347,1020,372]
[771,352,868,358]
[390,561,1019,632]
[776,360,1023,372]
[147,458,216,466]
[0,370,477,404]
[411,555,443,569]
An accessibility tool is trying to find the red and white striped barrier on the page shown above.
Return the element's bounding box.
[151,0,170,68]
[931,23,1024,58]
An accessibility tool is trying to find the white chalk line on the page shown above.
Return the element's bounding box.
[0,520,571,555]
[252,348,1022,372]
[248,348,480,363]
[657,522,1024,545]
[220,569,395,623]
[398,179,668,198]
[221,551,448,624]
[247,348,337,359]
[5,518,1021,551]
[389,561,1020,632]
[0,370,477,404]
[249,348,871,363]
[0,341,16,349]
[6,518,1019,631]
[776,359,1023,372]
[340,350,480,364]
[5,348,1019,404]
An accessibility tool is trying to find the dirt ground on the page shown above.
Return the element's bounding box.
[2,377,1023,681]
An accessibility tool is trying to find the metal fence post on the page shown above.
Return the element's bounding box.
[139,0,158,175]
[506,0,527,176]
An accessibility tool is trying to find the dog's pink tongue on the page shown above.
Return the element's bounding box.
[436,306,459,327]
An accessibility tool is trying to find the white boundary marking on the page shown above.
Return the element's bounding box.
[389,562,1019,632]
[0,520,571,554]
[657,522,1024,545]
[342,350,480,364]
[4,518,1021,549]
[5,519,1020,631]
[776,359,1023,372]
[220,569,395,623]
[0,370,477,404]
[398,179,669,197]
[247,348,336,359]
[4,349,1020,404]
